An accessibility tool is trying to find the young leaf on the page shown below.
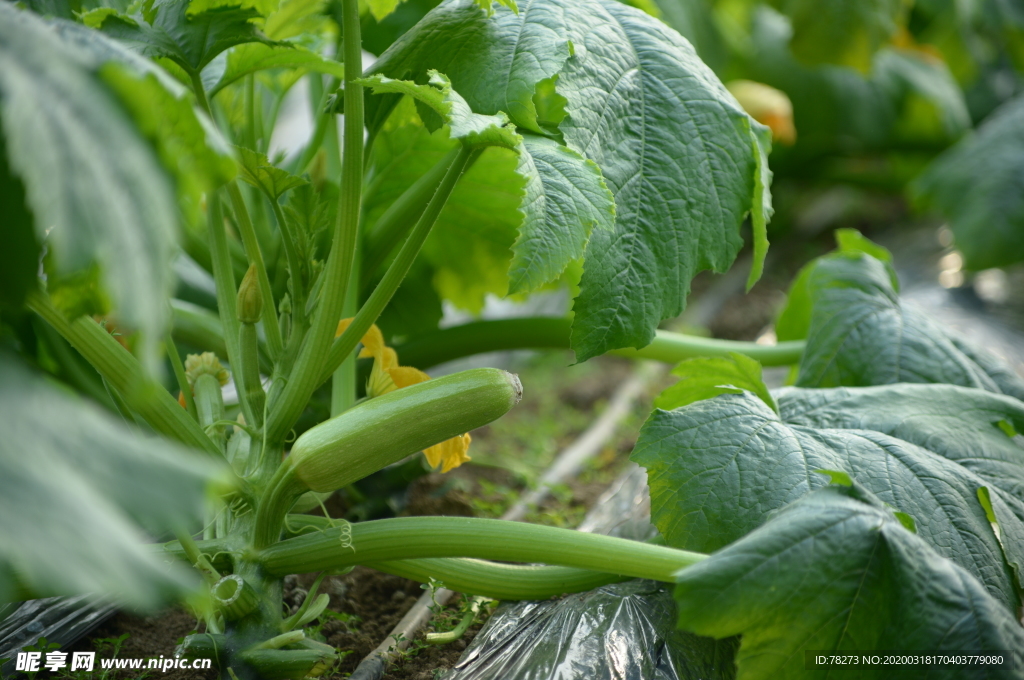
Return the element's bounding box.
[655,353,777,413]
[912,93,1024,270]
[632,386,1024,610]
[237,146,308,200]
[0,353,228,607]
[263,0,329,40]
[674,485,1024,680]
[369,0,773,360]
[782,249,1024,398]
[92,0,276,76]
[0,4,178,348]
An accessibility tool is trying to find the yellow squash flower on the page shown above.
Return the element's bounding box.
[336,319,472,473]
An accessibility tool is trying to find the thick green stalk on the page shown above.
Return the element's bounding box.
[258,517,706,582]
[164,529,621,600]
[360,146,462,285]
[28,293,220,457]
[368,558,623,601]
[264,0,363,446]
[393,317,806,370]
[318,145,475,386]
[226,182,284,359]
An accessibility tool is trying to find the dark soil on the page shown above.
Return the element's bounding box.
[63,607,215,680]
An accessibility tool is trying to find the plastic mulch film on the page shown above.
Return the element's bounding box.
[0,596,116,676]
[443,464,737,680]
[443,580,736,680]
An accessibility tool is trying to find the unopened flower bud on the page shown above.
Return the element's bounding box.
[727,80,796,145]
[237,264,263,325]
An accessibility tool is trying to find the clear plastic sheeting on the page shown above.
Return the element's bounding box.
[0,596,116,676]
[443,580,736,680]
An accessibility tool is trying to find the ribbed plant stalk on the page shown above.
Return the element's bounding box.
[194,374,226,440]
[259,516,706,583]
[264,0,364,446]
[27,293,220,457]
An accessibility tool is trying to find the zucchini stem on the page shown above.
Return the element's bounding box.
[264,0,364,446]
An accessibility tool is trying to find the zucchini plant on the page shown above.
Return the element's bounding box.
[1,0,1022,677]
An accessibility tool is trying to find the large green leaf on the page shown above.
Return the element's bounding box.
[91,0,275,75]
[0,4,177,348]
[674,484,1024,680]
[912,94,1024,270]
[778,383,1024,500]
[369,0,772,360]
[0,353,227,606]
[781,249,1024,399]
[46,18,237,218]
[632,380,1024,610]
[769,0,904,72]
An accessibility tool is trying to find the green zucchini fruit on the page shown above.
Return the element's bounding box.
[288,367,521,492]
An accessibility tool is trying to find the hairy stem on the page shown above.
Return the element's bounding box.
[269,199,306,328]
[204,193,254,428]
